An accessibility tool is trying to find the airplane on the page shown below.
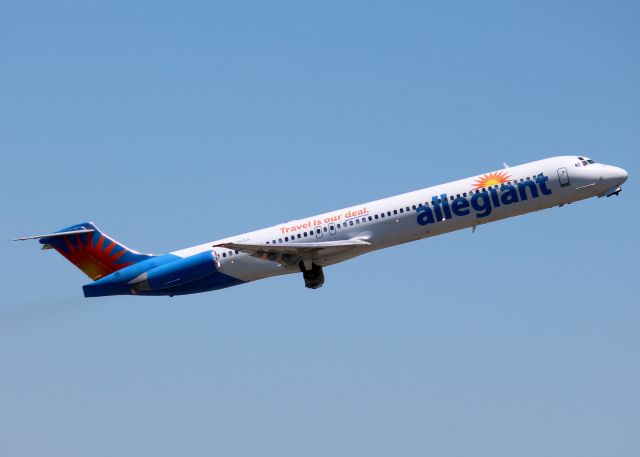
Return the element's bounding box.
[15,156,628,297]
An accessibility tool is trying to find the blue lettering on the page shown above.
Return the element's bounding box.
[451,197,470,216]
[489,188,501,207]
[431,196,443,221]
[470,191,492,218]
[416,205,435,226]
[517,180,539,200]
[536,175,552,195]
[441,194,453,220]
[500,184,519,205]
[414,174,553,227]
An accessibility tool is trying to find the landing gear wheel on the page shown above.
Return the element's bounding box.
[298,261,325,289]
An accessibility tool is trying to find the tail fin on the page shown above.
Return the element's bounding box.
[19,222,154,280]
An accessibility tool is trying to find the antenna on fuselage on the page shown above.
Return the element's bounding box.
[503,162,510,168]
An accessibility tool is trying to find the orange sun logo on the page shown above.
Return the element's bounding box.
[472,170,512,189]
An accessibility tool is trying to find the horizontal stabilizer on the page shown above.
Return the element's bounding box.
[13,228,95,241]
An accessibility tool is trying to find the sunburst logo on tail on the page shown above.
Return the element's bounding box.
[472,170,512,189]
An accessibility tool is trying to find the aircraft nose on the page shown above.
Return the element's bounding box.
[601,165,628,186]
[619,168,629,184]
[613,166,628,185]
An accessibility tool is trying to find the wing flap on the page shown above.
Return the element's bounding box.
[214,239,370,265]
[217,239,370,253]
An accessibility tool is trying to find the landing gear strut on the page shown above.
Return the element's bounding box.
[299,261,325,289]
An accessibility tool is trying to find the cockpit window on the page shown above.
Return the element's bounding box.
[576,157,597,167]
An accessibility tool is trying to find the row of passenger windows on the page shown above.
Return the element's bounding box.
[265,216,380,244]
[221,250,239,258]
[263,173,540,244]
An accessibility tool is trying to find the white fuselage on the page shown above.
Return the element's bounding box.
[171,156,628,284]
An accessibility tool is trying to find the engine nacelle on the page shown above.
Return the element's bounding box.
[129,251,218,292]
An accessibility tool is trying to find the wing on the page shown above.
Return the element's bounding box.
[214,239,371,266]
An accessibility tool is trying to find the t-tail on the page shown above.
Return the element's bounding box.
[15,222,154,280]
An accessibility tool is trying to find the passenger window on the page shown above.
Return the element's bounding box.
[374,214,379,219]
[297,234,301,239]
[387,211,391,216]
[399,208,404,213]
[285,237,289,241]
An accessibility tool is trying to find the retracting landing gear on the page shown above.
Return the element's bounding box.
[298,260,325,289]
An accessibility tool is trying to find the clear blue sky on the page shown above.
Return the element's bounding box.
[1,1,639,456]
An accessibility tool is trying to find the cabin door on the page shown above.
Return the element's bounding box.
[557,167,570,187]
